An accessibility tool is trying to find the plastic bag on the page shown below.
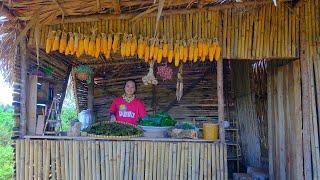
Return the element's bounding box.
[78,110,92,130]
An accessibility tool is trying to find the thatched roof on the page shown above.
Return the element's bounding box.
[0,0,293,83]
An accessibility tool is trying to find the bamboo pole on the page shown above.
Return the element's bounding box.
[149,142,154,180]
[55,141,61,180]
[145,142,150,180]
[207,144,212,180]
[34,141,39,179]
[175,143,181,179]
[160,142,165,180]
[24,140,30,180]
[104,142,109,180]
[59,141,65,180]
[120,141,125,180]
[211,144,216,180]
[51,141,56,180]
[164,143,170,180]
[88,141,92,180]
[100,142,106,180]
[172,143,177,180]
[168,143,173,180]
[180,142,185,180]
[91,141,96,180]
[133,142,138,180]
[124,142,130,180]
[64,141,69,180]
[16,140,21,180]
[195,144,200,180]
[191,143,196,180]
[108,142,113,180]
[215,144,220,180]
[199,144,204,180]
[187,143,192,180]
[203,144,208,180]
[128,142,133,180]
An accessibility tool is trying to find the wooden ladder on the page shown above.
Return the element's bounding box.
[43,97,61,135]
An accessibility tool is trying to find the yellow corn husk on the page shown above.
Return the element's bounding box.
[209,41,217,62]
[153,41,159,61]
[107,34,113,50]
[193,46,199,62]
[83,35,89,55]
[104,49,111,59]
[77,34,84,58]
[162,43,168,58]
[183,47,188,62]
[120,37,126,57]
[174,41,180,67]
[215,45,221,61]
[144,44,150,62]
[137,36,145,59]
[203,40,209,60]
[65,46,70,56]
[112,33,120,53]
[125,35,131,57]
[52,30,61,51]
[149,39,155,59]
[101,33,107,53]
[130,35,137,56]
[58,31,67,53]
[178,42,184,61]
[94,35,101,58]
[73,33,79,55]
[88,34,95,56]
[46,30,55,53]
[168,49,174,63]
[188,41,194,61]
[198,39,203,58]
[66,32,75,55]
[157,48,163,64]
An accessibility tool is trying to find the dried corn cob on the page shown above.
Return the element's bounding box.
[73,32,79,54]
[162,40,168,58]
[88,33,96,56]
[112,33,120,53]
[188,39,194,61]
[179,41,184,61]
[193,46,199,62]
[157,42,163,64]
[168,40,174,63]
[45,30,55,53]
[153,40,159,61]
[137,36,145,59]
[67,32,74,55]
[94,34,101,58]
[174,40,180,67]
[130,35,137,56]
[120,35,126,57]
[144,43,150,62]
[77,34,84,58]
[215,45,221,61]
[58,31,67,54]
[125,34,131,57]
[101,33,108,53]
[209,40,217,62]
[149,38,155,60]
[183,41,188,62]
[83,34,89,55]
[107,34,113,50]
[52,30,61,51]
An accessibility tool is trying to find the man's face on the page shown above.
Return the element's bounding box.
[125,81,136,96]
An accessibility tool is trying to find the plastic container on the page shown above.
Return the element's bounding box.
[203,123,219,140]
[138,126,172,138]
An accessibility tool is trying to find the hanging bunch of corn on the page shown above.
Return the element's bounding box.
[197,39,203,59]
[144,40,150,62]
[215,42,221,61]
[65,32,75,56]
[94,34,101,58]
[188,39,194,61]
[130,35,138,57]
[153,39,159,61]
[120,34,127,57]
[156,41,163,64]
[209,39,217,62]
[167,39,174,63]
[59,31,67,54]
[137,36,145,59]
[52,30,61,52]
[112,33,120,53]
[149,38,155,60]
[201,39,209,62]
[162,38,168,58]
[46,30,55,53]
[182,40,188,63]
[73,32,79,55]
[107,34,113,51]
[76,34,84,58]
[101,33,108,54]
[193,39,199,62]
[88,31,96,57]
[125,34,131,57]
[174,40,180,67]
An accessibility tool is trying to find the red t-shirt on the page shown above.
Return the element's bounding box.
[109,97,147,125]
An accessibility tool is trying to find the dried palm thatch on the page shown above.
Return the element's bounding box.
[0,14,19,83]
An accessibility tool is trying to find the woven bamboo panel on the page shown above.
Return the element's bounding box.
[15,139,228,180]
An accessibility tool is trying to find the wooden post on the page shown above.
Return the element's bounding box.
[87,75,94,122]
[217,11,225,142]
[299,4,312,180]
[20,37,27,137]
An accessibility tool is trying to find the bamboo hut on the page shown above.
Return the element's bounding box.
[0,0,319,179]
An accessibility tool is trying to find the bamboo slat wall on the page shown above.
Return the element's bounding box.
[28,4,299,60]
[267,61,304,180]
[15,139,228,180]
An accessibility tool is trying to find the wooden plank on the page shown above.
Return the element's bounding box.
[267,67,274,179]
[108,142,114,180]
[16,140,21,180]
[27,75,38,135]
[88,141,92,180]
[51,141,56,180]
[20,38,27,136]
[35,115,45,135]
[137,141,142,180]
[113,141,118,180]
[215,144,220,180]
[276,66,286,180]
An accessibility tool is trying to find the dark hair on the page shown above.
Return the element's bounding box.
[124,79,137,92]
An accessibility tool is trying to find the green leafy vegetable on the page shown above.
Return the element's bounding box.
[83,122,143,136]
[139,112,177,127]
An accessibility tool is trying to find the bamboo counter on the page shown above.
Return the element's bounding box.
[15,136,228,180]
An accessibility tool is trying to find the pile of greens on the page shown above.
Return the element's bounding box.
[175,122,197,130]
[139,112,177,127]
[83,122,143,136]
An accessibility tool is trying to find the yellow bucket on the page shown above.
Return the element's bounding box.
[203,123,219,140]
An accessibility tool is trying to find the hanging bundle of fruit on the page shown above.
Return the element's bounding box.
[52,30,61,52]
[45,30,55,53]
[157,64,173,81]
[59,31,67,54]
[142,61,158,85]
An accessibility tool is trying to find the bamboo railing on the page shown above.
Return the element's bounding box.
[15,139,228,180]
